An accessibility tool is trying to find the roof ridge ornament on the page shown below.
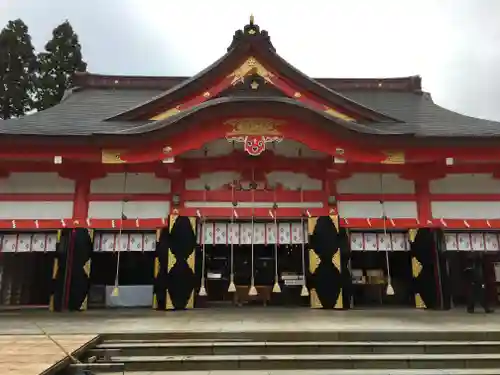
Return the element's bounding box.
[227,15,275,52]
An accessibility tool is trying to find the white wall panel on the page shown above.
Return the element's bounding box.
[266,172,321,190]
[180,139,324,158]
[0,172,74,193]
[0,202,73,219]
[430,174,500,194]
[88,201,170,218]
[185,172,241,190]
[185,201,323,208]
[90,173,170,194]
[431,202,500,219]
[338,201,417,218]
[337,173,414,194]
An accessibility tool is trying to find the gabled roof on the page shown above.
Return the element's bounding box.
[0,19,499,142]
[103,19,400,124]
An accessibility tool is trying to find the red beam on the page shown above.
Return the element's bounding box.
[415,179,432,223]
[0,217,499,230]
[3,159,500,178]
[3,192,500,203]
[183,190,326,202]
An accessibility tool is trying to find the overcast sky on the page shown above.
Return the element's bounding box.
[2,0,500,121]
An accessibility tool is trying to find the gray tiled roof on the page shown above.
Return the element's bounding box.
[344,91,500,137]
[0,87,499,137]
[0,88,160,135]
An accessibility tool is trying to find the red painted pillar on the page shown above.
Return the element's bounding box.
[72,177,91,220]
[415,178,432,224]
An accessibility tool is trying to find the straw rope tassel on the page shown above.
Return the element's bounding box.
[198,188,208,297]
[248,173,257,297]
[380,174,394,296]
[111,171,128,298]
[300,188,308,297]
[272,187,281,293]
[228,182,236,293]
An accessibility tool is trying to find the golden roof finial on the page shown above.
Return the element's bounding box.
[250,14,255,25]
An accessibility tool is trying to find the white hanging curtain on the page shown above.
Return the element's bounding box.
[253,223,266,245]
[228,223,240,245]
[197,222,308,245]
[1,233,58,253]
[266,223,277,244]
[291,222,307,244]
[444,232,499,252]
[350,232,410,252]
[240,223,253,245]
[214,223,228,245]
[93,232,156,252]
[278,223,291,245]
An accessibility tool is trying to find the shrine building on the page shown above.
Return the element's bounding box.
[1,18,500,312]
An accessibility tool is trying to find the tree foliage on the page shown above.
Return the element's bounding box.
[35,20,87,111]
[0,19,37,119]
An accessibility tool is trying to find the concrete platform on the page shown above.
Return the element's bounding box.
[1,308,499,374]
[0,307,498,335]
[0,334,96,375]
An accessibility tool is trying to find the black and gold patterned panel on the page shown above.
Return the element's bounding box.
[409,228,439,309]
[308,215,344,309]
[67,228,94,311]
[153,228,169,310]
[49,229,71,312]
[166,215,197,310]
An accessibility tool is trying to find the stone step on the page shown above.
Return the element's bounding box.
[100,330,500,343]
[88,340,500,356]
[71,370,500,375]
[93,353,500,371]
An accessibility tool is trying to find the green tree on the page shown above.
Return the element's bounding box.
[0,19,37,119]
[35,20,86,111]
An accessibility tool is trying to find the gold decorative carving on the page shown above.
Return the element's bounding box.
[101,150,124,164]
[381,151,405,164]
[248,29,256,35]
[52,258,59,280]
[332,250,341,272]
[334,288,343,309]
[310,288,323,308]
[154,257,160,278]
[250,81,259,90]
[189,217,197,232]
[330,214,339,232]
[166,291,174,310]
[324,106,355,122]
[186,290,195,308]
[169,213,178,231]
[408,229,418,243]
[309,249,321,274]
[227,56,274,86]
[225,118,284,136]
[80,296,88,311]
[167,249,177,271]
[308,217,318,235]
[187,251,195,272]
[293,92,302,98]
[415,293,426,309]
[412,257,422,278]
[203,91,211,98]
[150,106,181,121]
[83,260,91,277]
